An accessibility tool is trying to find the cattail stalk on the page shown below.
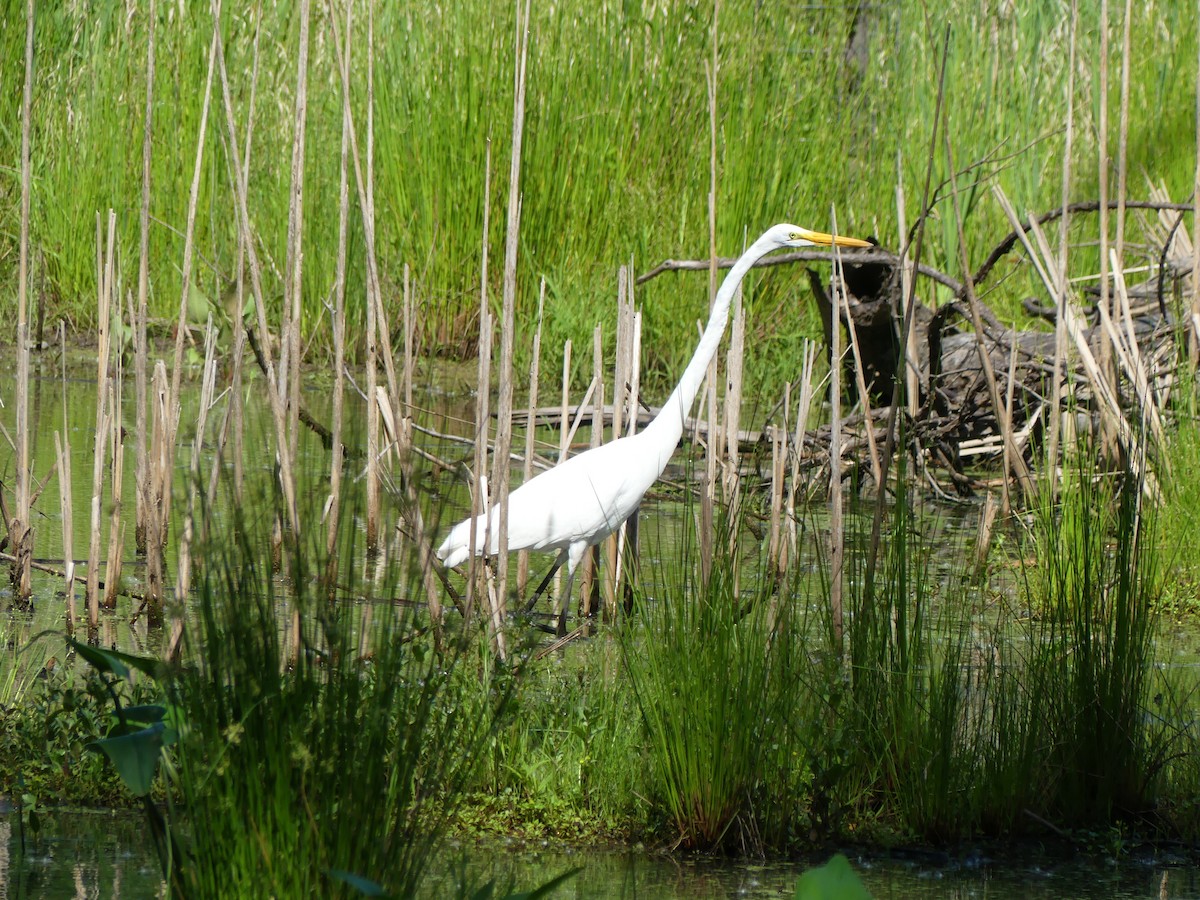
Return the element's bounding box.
[517,281,545,599]
[489,0,533,658]
[86,213,116,635]
[134,0,156,555]
[12,0,35,601]
[467,144,493,617]
[326,0,353,573]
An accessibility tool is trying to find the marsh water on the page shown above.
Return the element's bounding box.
[4,354,1200,899]
[3,352,987,669]
[3,808,1200,898]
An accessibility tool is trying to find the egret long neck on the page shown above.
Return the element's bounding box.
[644,233,777,452]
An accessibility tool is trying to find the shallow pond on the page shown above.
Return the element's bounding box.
[3,810,1199,899]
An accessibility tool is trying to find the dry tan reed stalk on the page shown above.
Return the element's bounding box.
[602,269,637,616]
[326,0,352,569]
[1047,0,1079,496]
[943,138,1033,504]
[327,1,404,553]
[146,361,169,626]
[203,62,261,522]
[212,0,298,534]
[56,325,76,629]
[271,0,311,581]
[787,343,819,570]
[1193,0,1200,363]
[170,14,218,437]
[1115,0,1132,278]
[365,250,380,551]
[828,229,845,650]
[328,4,440,632]
[721,287,744,576]
[404,264,414,417]
[577,325,605,624]
[231,5,262,506]
[1096,0,1113,388]
[54,431,75,633]
[973,491,1000,573]
[700,335,718,585]
[467,144,493,616]
[617,306,642,606]
[864,27,948,597]
[11,0,35,601]
[1001,338,1020,515]
[86,212,117,632]
[767,420,785,580]
[993,186,1160,500]
[517,282,545,599]
[1104,249,1168,453]
[699,5,720,586]
[103,372,126,610]
[554,338,572,630]
[134,0,156,555]
[170,320,220,661]
[612,268,630,444]
[282,0,312,523]
[894,163,920,416]
[371,277,444,637]
[489,0,533,641]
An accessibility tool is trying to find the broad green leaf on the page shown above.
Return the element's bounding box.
[794,854,873,900]
[87,721,166,796]
[67,636,163,681]
[123,704,167,725]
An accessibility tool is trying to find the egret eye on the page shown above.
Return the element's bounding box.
[789,231,803,241]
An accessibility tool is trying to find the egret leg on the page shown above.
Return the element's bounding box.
[555,542,588,637]
[522,550,567,614]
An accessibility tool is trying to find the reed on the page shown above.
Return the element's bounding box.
[101,373,125,611]
[85,213,116,635]
[72,481,516,897]
[466,143,494,619]
[621,507,792,852]
[53,430,75,633]
[10,0,34,603]
[490,0,533,629]
[5,3,1196,406]
[133,0,156,556]
[145,361,170,626]
[516,284,545,600]
[325,0,352,581]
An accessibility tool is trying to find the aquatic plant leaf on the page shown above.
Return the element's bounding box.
[325,869,391,897]
[794,854,872,900]
[123,704,168,725]
[67,636,163,681]
[87,721,167,796]
[500,867,582,899]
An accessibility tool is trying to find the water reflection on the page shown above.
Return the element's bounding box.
[6,814,1196,900]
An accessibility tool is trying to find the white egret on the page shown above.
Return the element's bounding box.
[436,223,870,611]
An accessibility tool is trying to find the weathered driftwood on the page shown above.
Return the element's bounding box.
[798,220,1185,496]
[635,198,1194,499]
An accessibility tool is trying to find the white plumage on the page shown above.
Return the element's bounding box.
[436,223,870,610]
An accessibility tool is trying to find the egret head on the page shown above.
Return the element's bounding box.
[769,222,872,249]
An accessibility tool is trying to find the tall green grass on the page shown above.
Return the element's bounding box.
[74,486,509,897]
[595,437,1192,850]
[621,516,801,852]
[3,2,1195,399]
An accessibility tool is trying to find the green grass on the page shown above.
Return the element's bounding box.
[2,1,1196,402]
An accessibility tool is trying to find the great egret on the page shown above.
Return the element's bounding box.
[436,223,870,612]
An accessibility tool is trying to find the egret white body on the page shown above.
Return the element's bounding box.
[436,223,870,606]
